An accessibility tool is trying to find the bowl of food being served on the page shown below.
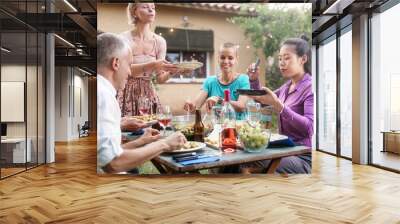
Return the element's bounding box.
[237,122,271,153]
[174,60,203,70]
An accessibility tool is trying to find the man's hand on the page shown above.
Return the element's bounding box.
[160,132,187,152]
[121,117,147,132]
[139,128,161,145]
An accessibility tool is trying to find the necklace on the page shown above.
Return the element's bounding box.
[219,73,237,85]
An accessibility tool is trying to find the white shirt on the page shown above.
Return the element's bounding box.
[97,74,123,173]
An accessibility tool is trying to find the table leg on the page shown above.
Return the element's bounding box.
[241,167,264,174]
[266,158,281,174]
[151,159,168,174]
[151,160,183,174]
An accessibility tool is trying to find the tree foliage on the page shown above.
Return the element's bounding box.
[230,4,312,90]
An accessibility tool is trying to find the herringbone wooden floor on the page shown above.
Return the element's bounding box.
[1,135,400,224]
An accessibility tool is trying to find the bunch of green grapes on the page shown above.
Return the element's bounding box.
[238,123,268,149]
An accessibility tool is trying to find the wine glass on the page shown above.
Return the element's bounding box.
[211,105,223,125]
[246,101,261,127]
[157,105,172,136]
[189,70,196,82]
[211,105,223,154]
[185,96,192,122]
[138,97,151,116]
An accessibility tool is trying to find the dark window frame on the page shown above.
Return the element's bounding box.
[0,0,47,180]
[314,20,353,162]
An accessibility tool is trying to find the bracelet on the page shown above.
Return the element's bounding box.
[142,64,146,75]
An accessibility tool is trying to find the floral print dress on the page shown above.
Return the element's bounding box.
[117,34,162,117]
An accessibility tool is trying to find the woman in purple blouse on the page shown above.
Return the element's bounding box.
[245,35,313,174]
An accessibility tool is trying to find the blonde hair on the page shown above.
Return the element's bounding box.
[219,42,239,58]
[127,3,138,25]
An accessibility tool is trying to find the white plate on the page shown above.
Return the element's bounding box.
[174,61,203,70]
[144,120,159,127]
[168,141,206,154]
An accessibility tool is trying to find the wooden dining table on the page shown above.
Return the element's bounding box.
[151,145,311,174]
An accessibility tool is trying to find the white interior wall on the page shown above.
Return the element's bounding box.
[54,67,89,141]
[55,66,69,141]
[71,71,89,138]
[1,65,27,138]
[1,64,46,164]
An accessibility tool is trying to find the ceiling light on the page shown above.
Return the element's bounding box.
[1,47,11,53]
[63,0,78,12]
[54,34,75,48]
[323,0,354,15]
[170,28,174,32]
[78,67,92,76]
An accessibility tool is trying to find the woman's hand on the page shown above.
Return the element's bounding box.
[152,60,178,74]
[139,128,161,145]
[183,100,196,113]
[177,68,194,77]
[205,96,222,112]
[248,87,284,113]
[247,63,260,81]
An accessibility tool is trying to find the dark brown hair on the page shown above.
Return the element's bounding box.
[281,34,311,74]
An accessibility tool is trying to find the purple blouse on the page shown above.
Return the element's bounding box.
[274,74,314,147]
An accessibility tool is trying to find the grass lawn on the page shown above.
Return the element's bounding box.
[138,161,210,174]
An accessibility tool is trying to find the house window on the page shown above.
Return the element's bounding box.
[370,3,400,171]
[166,51,208,81]
[317,35,337,155]
[155,26,213,83]
[339,27,352,159]
[166,52,180,64]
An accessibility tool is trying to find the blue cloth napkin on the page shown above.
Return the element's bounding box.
[179,156,220,166]
[268,137,296,148]
[128,129,144,136]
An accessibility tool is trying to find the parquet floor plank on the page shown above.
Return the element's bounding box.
[1,135,399,223]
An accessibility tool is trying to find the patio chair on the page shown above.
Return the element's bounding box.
[78,121,90,138]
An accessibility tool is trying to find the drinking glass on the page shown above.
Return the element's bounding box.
[138,97,151,115]
[157,105,172,136]
[260,105,273,129]
[211,105,223,125]
[185,96,192,122]
[246,100,261,127]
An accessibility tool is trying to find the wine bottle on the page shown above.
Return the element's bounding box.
[220,89,237,151]
[193,109,205,142]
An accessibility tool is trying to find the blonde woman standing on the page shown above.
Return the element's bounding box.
[118,3,178,116]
